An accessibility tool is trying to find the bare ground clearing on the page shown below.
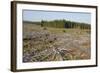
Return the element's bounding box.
[23,24,91,62]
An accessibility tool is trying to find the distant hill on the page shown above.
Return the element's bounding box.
[23,21,41,25]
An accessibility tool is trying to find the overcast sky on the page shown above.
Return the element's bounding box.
[23,10,91,24]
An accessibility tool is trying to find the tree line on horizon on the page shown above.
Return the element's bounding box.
[40,20,91,29]
[23,19,91,29]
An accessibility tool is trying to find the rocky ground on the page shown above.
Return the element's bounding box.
[23,24,91,62]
